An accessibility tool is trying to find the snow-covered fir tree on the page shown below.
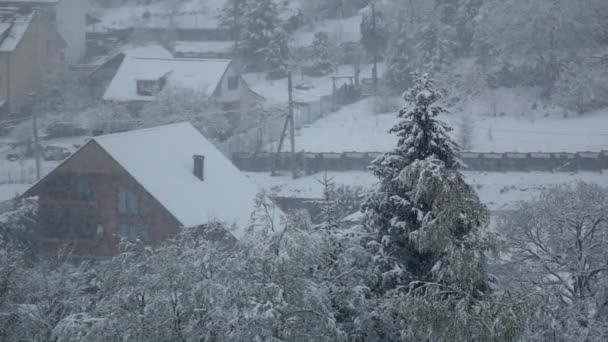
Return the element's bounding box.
[265,27,289,79]
[240,0,283,70]
[311,31,334,76]
[362,73,522,341]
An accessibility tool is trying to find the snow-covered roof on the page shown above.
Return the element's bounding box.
[174,41,234,56]
[0,7,34,52]
[103,56,231,102]
[91,122,281,238]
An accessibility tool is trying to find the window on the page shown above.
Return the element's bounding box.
[119,224,150,244]
[118,187,141,215]
[136,78,166,96]
[227,76,239,90]
[72,210,97,240]
[76,176,96,202]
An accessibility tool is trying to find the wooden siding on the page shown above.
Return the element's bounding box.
[32,142,181,256]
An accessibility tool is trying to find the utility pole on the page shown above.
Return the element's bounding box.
[288,71,296,179]
[371,2,378,95]
[272,71,297,179]
[29,93,41,181]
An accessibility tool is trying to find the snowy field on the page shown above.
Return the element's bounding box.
[278,95,608,153]
[246,170,608,212]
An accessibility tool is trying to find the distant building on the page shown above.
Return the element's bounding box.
[103,57,262,114]
[0,6,65,114]
[22,122,283,256]
[0,0,86,64]
[172,40,235,59]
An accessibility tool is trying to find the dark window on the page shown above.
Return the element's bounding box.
[117,187,144,215]
[76,176,96,202]
[227,76,239,90]
[119,224,150,244]
[72,209,97,240]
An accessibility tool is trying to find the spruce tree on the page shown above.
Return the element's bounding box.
[265,28,289,79]
[240,0,283,69]
[362,73,519,340]
[219,0,248,44]
[385,27,413,92]
[360,6,389,60]
[311,31,333,76]
[317,172,339,230]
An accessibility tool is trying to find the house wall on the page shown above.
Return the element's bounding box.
[33,142,181,256]
[0,11,61,113]
[1,26,40,113]
[1,0,85,63]
[0,54,8,110]
[214,63,261,112]
[215,62,242,104]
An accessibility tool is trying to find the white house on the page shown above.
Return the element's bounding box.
[103,57,262,112]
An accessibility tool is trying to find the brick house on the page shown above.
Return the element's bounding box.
[22,122,282,256]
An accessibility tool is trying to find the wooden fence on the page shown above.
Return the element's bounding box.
[232,151,608,173]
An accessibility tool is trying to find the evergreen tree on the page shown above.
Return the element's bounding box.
[219,0,248,44]
[416,24,455,71]
[240,0,283,70]
[360,6,390,60]
[362,73,520,340]
[385,27,413,92]
[316,172,339,230]
[310,31,333,76]
[265,27,289,79]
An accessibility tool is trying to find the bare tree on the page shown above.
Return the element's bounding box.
[499,182,608,341]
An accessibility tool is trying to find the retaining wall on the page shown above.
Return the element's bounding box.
[232,151,608,173]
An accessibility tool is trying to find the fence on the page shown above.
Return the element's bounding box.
[218,95,338,156]
[232,151,608,173]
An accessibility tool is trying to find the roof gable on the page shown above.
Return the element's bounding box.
[103,56,232,102]
[92,122,279,238]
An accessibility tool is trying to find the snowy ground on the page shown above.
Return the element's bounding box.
[246,170,608,212]
[245,64,381,104]
[276,94,608,153]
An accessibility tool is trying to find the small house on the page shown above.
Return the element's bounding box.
[22,122,282,256]
[103,57,262,116]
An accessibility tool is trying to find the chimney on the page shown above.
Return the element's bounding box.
[193,155,205,181]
